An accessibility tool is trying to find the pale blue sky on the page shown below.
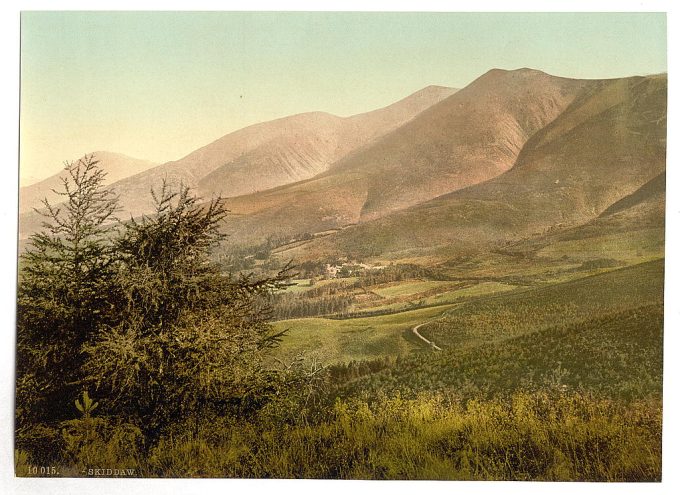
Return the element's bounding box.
[20,12,667,184]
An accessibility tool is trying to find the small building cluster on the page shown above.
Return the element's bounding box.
[324,262,386,278]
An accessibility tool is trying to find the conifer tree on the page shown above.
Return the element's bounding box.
[17,154,119,425]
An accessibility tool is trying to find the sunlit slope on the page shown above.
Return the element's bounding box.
[220,68,589,246]
[309,74,666,259]
[100,85,456,217]
[199,85,458,198]
[332,68,589,221]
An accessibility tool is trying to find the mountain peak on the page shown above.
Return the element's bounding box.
[19,151,159,213]
[418,84,456,93]
[478,67,550,80]
[514,67,548,75]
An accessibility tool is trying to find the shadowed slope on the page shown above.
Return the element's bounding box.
[599,172,665,219]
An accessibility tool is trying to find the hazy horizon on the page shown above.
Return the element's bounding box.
[20,12,666,186]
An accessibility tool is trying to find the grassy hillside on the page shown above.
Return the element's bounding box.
[600,172,665,217]
[271,303,458,365]
[344,260,663,400]
[422,258,664,347]
[353,304,662,401]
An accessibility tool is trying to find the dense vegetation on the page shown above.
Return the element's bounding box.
[15,156,309,469]
[270,283,356,320]
[423,259,664,347]
[16,390,661,481]
[15,156,664,481]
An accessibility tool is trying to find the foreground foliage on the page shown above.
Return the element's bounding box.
[15,391,661,481]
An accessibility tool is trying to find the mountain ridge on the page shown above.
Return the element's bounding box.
[215,68,593,247]
[291,73,666,260]
[19,68,666,263]
[101,84,457,216]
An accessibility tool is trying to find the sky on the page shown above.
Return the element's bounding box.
[20,11,667,185]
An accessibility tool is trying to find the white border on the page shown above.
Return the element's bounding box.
[1,2,677,495]
[0,0,674,11]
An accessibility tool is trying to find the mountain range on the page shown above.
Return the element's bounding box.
[19,68,666,263]
[294,71,666,260]
[72,85,454,218]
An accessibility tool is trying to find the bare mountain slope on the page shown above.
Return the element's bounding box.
[218,69,590,246]
[300,73,666,260]
[328,68,589,221]
[194,86,455,200]
[198,85,458,199]
[19,151,157,214]
[105,85,456,216]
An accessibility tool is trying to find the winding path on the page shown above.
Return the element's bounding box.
[412,321,442,351]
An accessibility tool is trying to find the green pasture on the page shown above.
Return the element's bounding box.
[271,304,458,365]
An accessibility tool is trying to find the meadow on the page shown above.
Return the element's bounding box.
[271,303,457,364]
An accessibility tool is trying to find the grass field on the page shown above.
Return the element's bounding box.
[271,303,459,364]
[416,281,516,305]
[372,280,453,298]
[536,228,664,264]
[282,277,358,294]
[349,281,517,316]
[273,259,663,367]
